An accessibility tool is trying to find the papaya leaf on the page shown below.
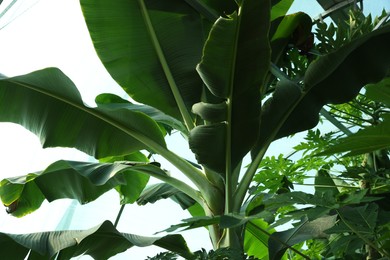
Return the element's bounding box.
[0,68,166,159]
[190,0,270,173]
[319,114,390,156]
[0,160,165,217]
[268,215,337,260]
[333,204,379,234]
[80,0,207,123]
[0,221,193,260]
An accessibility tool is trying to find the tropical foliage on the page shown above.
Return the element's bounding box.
[0,0,389,259]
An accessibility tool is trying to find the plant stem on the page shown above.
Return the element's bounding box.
[114,204,126,228]
[138,0,195,131]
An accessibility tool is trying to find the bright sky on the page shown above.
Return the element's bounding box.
[0,0,389,259]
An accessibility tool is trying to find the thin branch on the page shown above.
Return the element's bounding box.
[293,183,360,189]
[314,0,356,23]
[320,108,353,136]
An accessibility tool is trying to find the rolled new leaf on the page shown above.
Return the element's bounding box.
[190,0,271,174]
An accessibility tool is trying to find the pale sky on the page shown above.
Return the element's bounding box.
[0,0,389,259]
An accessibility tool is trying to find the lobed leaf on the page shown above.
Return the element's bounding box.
[268,215,337,260]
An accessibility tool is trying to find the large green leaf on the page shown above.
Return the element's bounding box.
[270,12,312,64]
[0,160,162,217]
[189,0,270,173]
[80,0,207,123]
[0,221,193,259]
[319,114,390,156]
[268,215,337,260]
[326,204,379,239]
[137,182,196,210]
[0,68,166,158]
[95,93,188,135]
[255,25,390,154]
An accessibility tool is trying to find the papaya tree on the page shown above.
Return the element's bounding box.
[0,0,389,258]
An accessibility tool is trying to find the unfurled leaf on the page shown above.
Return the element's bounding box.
[259,25,390,146]
[160,216,220,233]
[268,215,337,260]
[0,68,166,158]
[95,93,188,135]
[0,221,193,259]
[137,183,196,210]
[81,0,207,121]
[0,160,162,217]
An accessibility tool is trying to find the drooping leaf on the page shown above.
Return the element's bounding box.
[0,174,45,218]
[268,215,337,260]
[0,160,164,217]
[80,0,207,122]
[159,216,220,233]
[257,25,390,151]
[95,93,188,135]
[190,0,271,173]
[0,68,166,158]
[137,183,196,210]
[252,80,301,156]
[270,0,294,21]
[270,12,312,63]
[0,221,193,260]
[319,114,390,156]
[365,77,390,106]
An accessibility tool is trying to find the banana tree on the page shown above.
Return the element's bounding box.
[0,0,390,258]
